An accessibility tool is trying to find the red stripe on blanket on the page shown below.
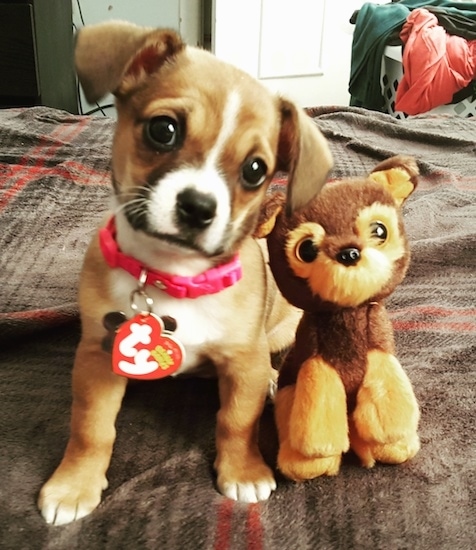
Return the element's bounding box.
[393,320,475,332]
[59,161,110,184]
[392,305,476,332]
[0,308,76,324]
[4,162,109,187]
[392,305,476,318]
[213,499,234,550]
[271,176,288,186]
[246,503,264,550]
[0,118,89,211]
[421,171,476,191]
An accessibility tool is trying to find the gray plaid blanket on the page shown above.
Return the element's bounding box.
[0,106,474,549]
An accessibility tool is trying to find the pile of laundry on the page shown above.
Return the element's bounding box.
[349,0,476,115]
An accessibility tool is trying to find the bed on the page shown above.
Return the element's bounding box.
[0,105,474,549]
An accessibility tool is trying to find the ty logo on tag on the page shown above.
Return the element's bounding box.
[112,314,184,380]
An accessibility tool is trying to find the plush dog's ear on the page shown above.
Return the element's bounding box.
[75,21,184,103]
[277,100,333,214]
[369,155,419,206]
[253,192,286,238]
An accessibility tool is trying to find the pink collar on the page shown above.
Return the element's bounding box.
[99,217,243,299]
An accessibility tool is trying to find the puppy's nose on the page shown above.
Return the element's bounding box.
[336,247,360,266]
[176,188,217,229]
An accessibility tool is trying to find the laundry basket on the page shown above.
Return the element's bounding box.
[380,45,476,118]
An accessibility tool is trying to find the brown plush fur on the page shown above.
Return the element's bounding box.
[264,155,421,481]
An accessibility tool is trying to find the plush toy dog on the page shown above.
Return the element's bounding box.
[260,155,421,481]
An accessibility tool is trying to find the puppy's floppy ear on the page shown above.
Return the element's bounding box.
[369,155,419,206]
[277,99,333,214]
[75,21,184,103]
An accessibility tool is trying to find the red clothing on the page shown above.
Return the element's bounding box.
[395,8,476,115]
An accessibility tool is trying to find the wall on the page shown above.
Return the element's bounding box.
[213,0,385,107]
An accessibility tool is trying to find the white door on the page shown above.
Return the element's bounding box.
[212,0,368,107]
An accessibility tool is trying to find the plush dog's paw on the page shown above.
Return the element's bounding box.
[277,439,341,481]
[218,477,277,503]
[354,351,420,445]
[368,434,420,467]
[351,429,420,469]
[38,476,106,525]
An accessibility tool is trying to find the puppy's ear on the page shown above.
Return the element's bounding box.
[75,21,184,103]
[369,155,419,206]
[277,99,333,214]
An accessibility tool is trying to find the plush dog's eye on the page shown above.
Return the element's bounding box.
[144,116,181,151]
[241,158,267,189]
[296,238,318,263]
[370,221,388,242]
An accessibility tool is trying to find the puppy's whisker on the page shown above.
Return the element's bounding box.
[122,184,150,197]
[114,198,148,217]
[112,182,152,218]
[117,194,151,230]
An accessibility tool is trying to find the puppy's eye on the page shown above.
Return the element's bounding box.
[370,221,388,243]
[144,116,181,151]
[296,238,318,263]
[241,158,267,189]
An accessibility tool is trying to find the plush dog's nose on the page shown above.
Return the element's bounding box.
[176,188,217,229]
[336,247,360,266]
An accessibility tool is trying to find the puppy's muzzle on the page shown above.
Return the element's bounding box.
[176,188,217,230]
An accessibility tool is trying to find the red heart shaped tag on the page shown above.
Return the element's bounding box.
[112,313,184,380]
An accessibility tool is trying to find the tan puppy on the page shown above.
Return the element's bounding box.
[38,22,332,525]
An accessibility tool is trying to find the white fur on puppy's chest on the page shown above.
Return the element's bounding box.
[110,270,228,374]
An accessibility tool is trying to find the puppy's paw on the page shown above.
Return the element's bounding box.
[216,458,277,503]
[219,478,277,503]
[38,476,106,525]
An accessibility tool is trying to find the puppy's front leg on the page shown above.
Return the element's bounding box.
[214,346,276,503]
[38,340,127,525]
